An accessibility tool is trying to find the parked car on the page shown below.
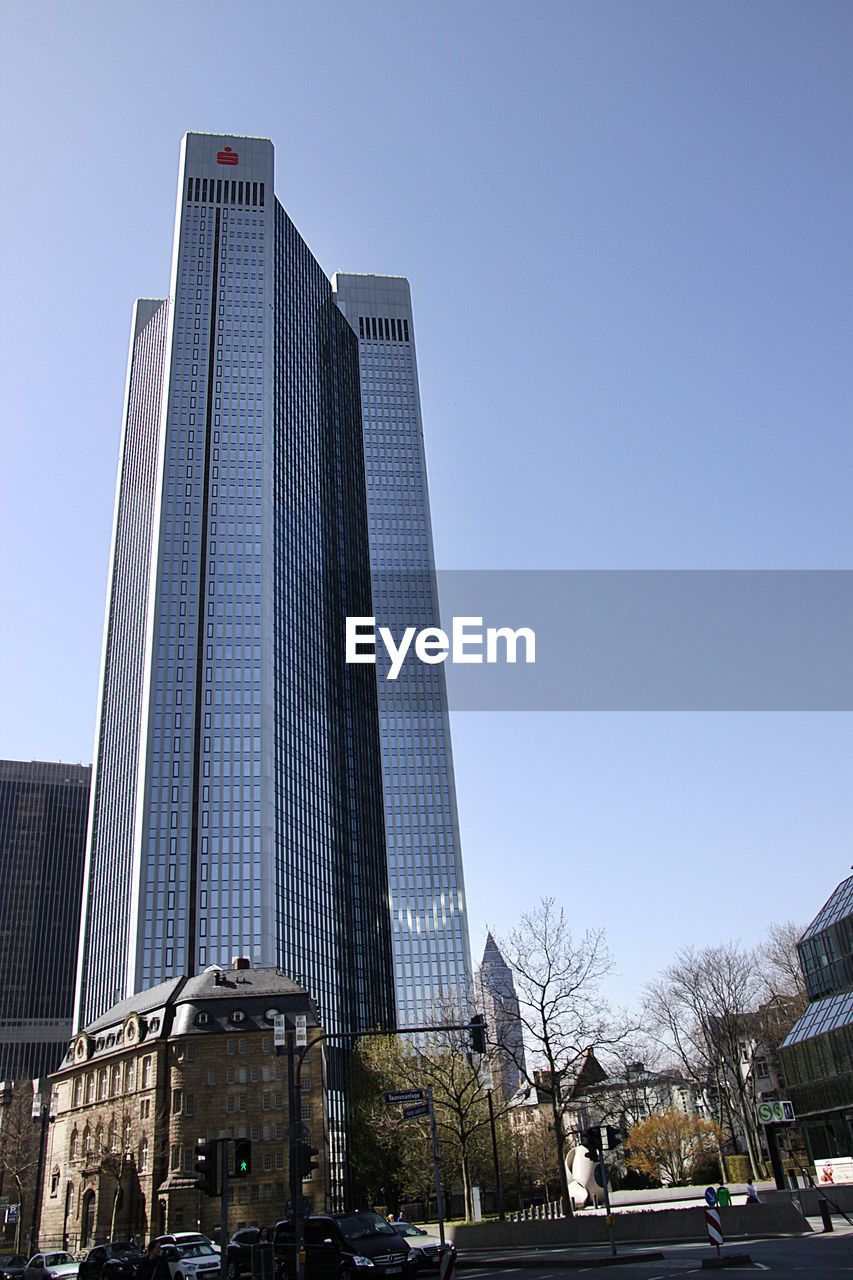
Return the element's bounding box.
[274,1213,416,1280]
[23,1255,79,1280]
[225,1229,273,1280]
[154,1239,219,1258]
[159,1243,219,1280]
[0,1256,29,1280]
[387,1225,442,1269]
[79,1242,143,1280]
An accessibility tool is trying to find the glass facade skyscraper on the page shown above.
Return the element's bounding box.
[0,759,90,1078]
[75,136,394,1051]
[332,275,473,1026]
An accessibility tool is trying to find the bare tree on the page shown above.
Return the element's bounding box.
[757,921,808,1043]
[644,943,766,1178]
[497,898,628,1216]
[0,1085,40,1252]
[94,1106,136,1239]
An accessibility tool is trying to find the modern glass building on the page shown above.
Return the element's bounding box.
[780,874,853,1160]
[75,136,395,1062]
[331,275,473,1026]
[0,759,90,1078]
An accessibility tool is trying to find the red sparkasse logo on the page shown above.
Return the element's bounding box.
[217,146,238,165]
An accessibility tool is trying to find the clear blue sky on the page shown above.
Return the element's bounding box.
[1,1,851,1010]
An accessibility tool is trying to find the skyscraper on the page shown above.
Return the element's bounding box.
[0,759,90,1078]
[75,134,394,1048]
[332,275,473,1025]
[475,932,526,1102]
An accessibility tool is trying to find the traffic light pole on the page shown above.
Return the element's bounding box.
[597,1146,617,1258]
[486,1087,505,1221]
[219,1138,229,1280]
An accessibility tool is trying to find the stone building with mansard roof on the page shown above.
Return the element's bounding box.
[39,962,325,1251]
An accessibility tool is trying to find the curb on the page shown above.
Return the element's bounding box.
[454,1252,666,1270]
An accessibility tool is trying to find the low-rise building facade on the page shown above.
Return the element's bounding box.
[39,963,325,1250]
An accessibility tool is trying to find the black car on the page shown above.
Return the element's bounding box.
[79,1243,143,1280]
[0,1257,29,1280]
[225,1229,273,1280]
[275,1213,415,1280]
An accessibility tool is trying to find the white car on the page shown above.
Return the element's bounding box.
[155,1237,220,1256]
[160,1243,220,1280]
[389,1224,443,1269]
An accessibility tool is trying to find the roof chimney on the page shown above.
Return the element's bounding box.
[232,956,251,970]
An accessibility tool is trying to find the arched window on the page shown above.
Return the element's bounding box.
[69,1129,79,1161]
[142,1056,152,1089]
[98,1070,108,1100]
[95,1124,103,1155]
[108,1118,118,1152]
[86,1074,95,1103]
[82,1125,91,1157]
[73,1078,83,1108]
[123,1117,131,1152]
[126,1060,135,1091]
[139,1135,149,1173]
[111,1066,121,1096]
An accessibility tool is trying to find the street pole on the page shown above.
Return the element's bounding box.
[219,1138,229,1280]
[29,1102,49,1254]
[427,1087,446,1248]
[597,1146,617,1258]
[486,1090,505,1221]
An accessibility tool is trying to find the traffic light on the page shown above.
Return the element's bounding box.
[194,1140,218,1196]
[234,1138,252,1177]
[582,1126,602,1159]
[294,1141,320,1181]
[469,1013,487,1055]
[605,1125,624,1149]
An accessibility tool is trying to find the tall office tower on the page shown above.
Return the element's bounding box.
[75,136,394,1061]
[475,933,526,1102]
[332,276,473,1026]
[0,759,91,1078]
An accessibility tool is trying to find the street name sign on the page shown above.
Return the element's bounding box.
[403,1103,431,1120]
[384,1089,425,1104]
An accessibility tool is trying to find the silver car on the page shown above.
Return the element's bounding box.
[23,1256,79,1280]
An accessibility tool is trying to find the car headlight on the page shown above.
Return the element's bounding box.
[351,1259,374,1269]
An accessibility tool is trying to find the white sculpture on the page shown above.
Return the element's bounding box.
[564,1143,601,1208]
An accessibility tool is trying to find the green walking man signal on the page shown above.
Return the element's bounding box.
[234,1138,252,1177]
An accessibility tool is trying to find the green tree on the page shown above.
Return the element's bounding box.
[348,1036,433,1210]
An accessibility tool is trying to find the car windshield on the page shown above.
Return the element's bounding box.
[107,1247,138,1258]
[1,1261,27,1268]
[177,1246,215,1259]
[45,1258,74,1268]
[336,1214,397,1241]
[393,1225,425,1238]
